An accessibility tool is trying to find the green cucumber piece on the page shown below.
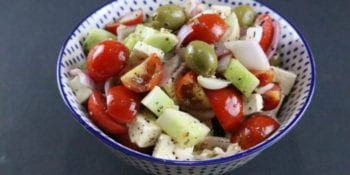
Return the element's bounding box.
[156,109,210,147]
[135,25,159,40]
[223,59,260,97]
[141,86,179,116]
[143,32,178,53]
[123,25,159,50]
[123,33,141,51]
[83,29,117,52]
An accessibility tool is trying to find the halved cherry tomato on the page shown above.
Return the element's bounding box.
[107,86,140,124]
[251,69,275,87]
[184,14,227,44]
[231,114,280,149]
[255,14,274,52]
[175,71,211,110]
[105,10,144,34]
[88,91,127,135]
[262,83,282,111]
[121,54,162,93]
[205,87,243,132]
[87,40,129,84]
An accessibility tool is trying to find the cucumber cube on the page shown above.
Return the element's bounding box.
[141,86,179,116]
[224,59,260,97]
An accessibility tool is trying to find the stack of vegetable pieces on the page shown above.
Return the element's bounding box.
[68,0,297,160]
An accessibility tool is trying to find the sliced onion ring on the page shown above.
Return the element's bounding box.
[117,25,137,41]
[215,42,231,58]
[69,68,95,90]
[217,54,232,73]
[159,55,181,86]
[176,24,193,50]
[255,83,274,94]
[197,76,231,90]
[266,21,281,59]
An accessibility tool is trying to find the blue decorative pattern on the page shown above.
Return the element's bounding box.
[56,0,316,174]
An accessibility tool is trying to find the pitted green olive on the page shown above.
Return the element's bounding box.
[184,41,218,76]
[154,5,187,30]
[234,5,257,28]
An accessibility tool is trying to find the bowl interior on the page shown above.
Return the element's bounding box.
[57,0,315,166]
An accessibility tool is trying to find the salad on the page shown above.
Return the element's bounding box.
[69,0,297,160]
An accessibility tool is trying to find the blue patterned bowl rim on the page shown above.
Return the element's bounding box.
[56,0,316,166]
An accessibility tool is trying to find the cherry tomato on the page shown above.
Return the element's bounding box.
[88,91,127,135]
[107,86,140,124]
[87,40,129,84]
[205,87,243,132]
[251,69,275,87]
[231,114,280,149]
[262,83,282,111]
[104,10,144,34]
[255,14,274,52]
[184,14,227,44]
[121,54,162,93]
[175,71,211,110]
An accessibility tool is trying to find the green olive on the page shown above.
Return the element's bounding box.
[144,18,162,30]
[234,5,257,28]
[184,41,218,76]
[154,4,187,30]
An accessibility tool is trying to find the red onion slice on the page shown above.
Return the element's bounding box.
[184,0,201,17]
[176,24,193,50]
[186,109,215,121]
[69,68,95,90]
[217,54,232,73]
[159,55,181,86]
[214,42,231,58]
[224,40,270,70]
[266,21,281,59]
[117,25,137,41]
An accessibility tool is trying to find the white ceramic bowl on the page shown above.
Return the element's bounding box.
[56,0,316,174]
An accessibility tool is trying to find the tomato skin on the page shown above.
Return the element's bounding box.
[256,14,274,52]
[88,91,127,135]
[107,86,140,124]
[104,10,144,34]
[252,69,275,87]
[205,87,244,132]
[262,83,282,111]
[175,71,211,110]
[231,114,280,150]
[185,14,227,44]
[121,54,162,93]
[105,22,120,34]
[87,40,129,84]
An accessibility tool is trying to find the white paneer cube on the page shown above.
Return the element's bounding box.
[152,134,195,160]
[246,26,263,42]
[152,134,176,160]
[133,41,165,60]
[211,5,232,17]
[243,94,263,115]
[128,114,162,148]
[174,146,194,160]
[272,66,297,95]
[69,76,92,104]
